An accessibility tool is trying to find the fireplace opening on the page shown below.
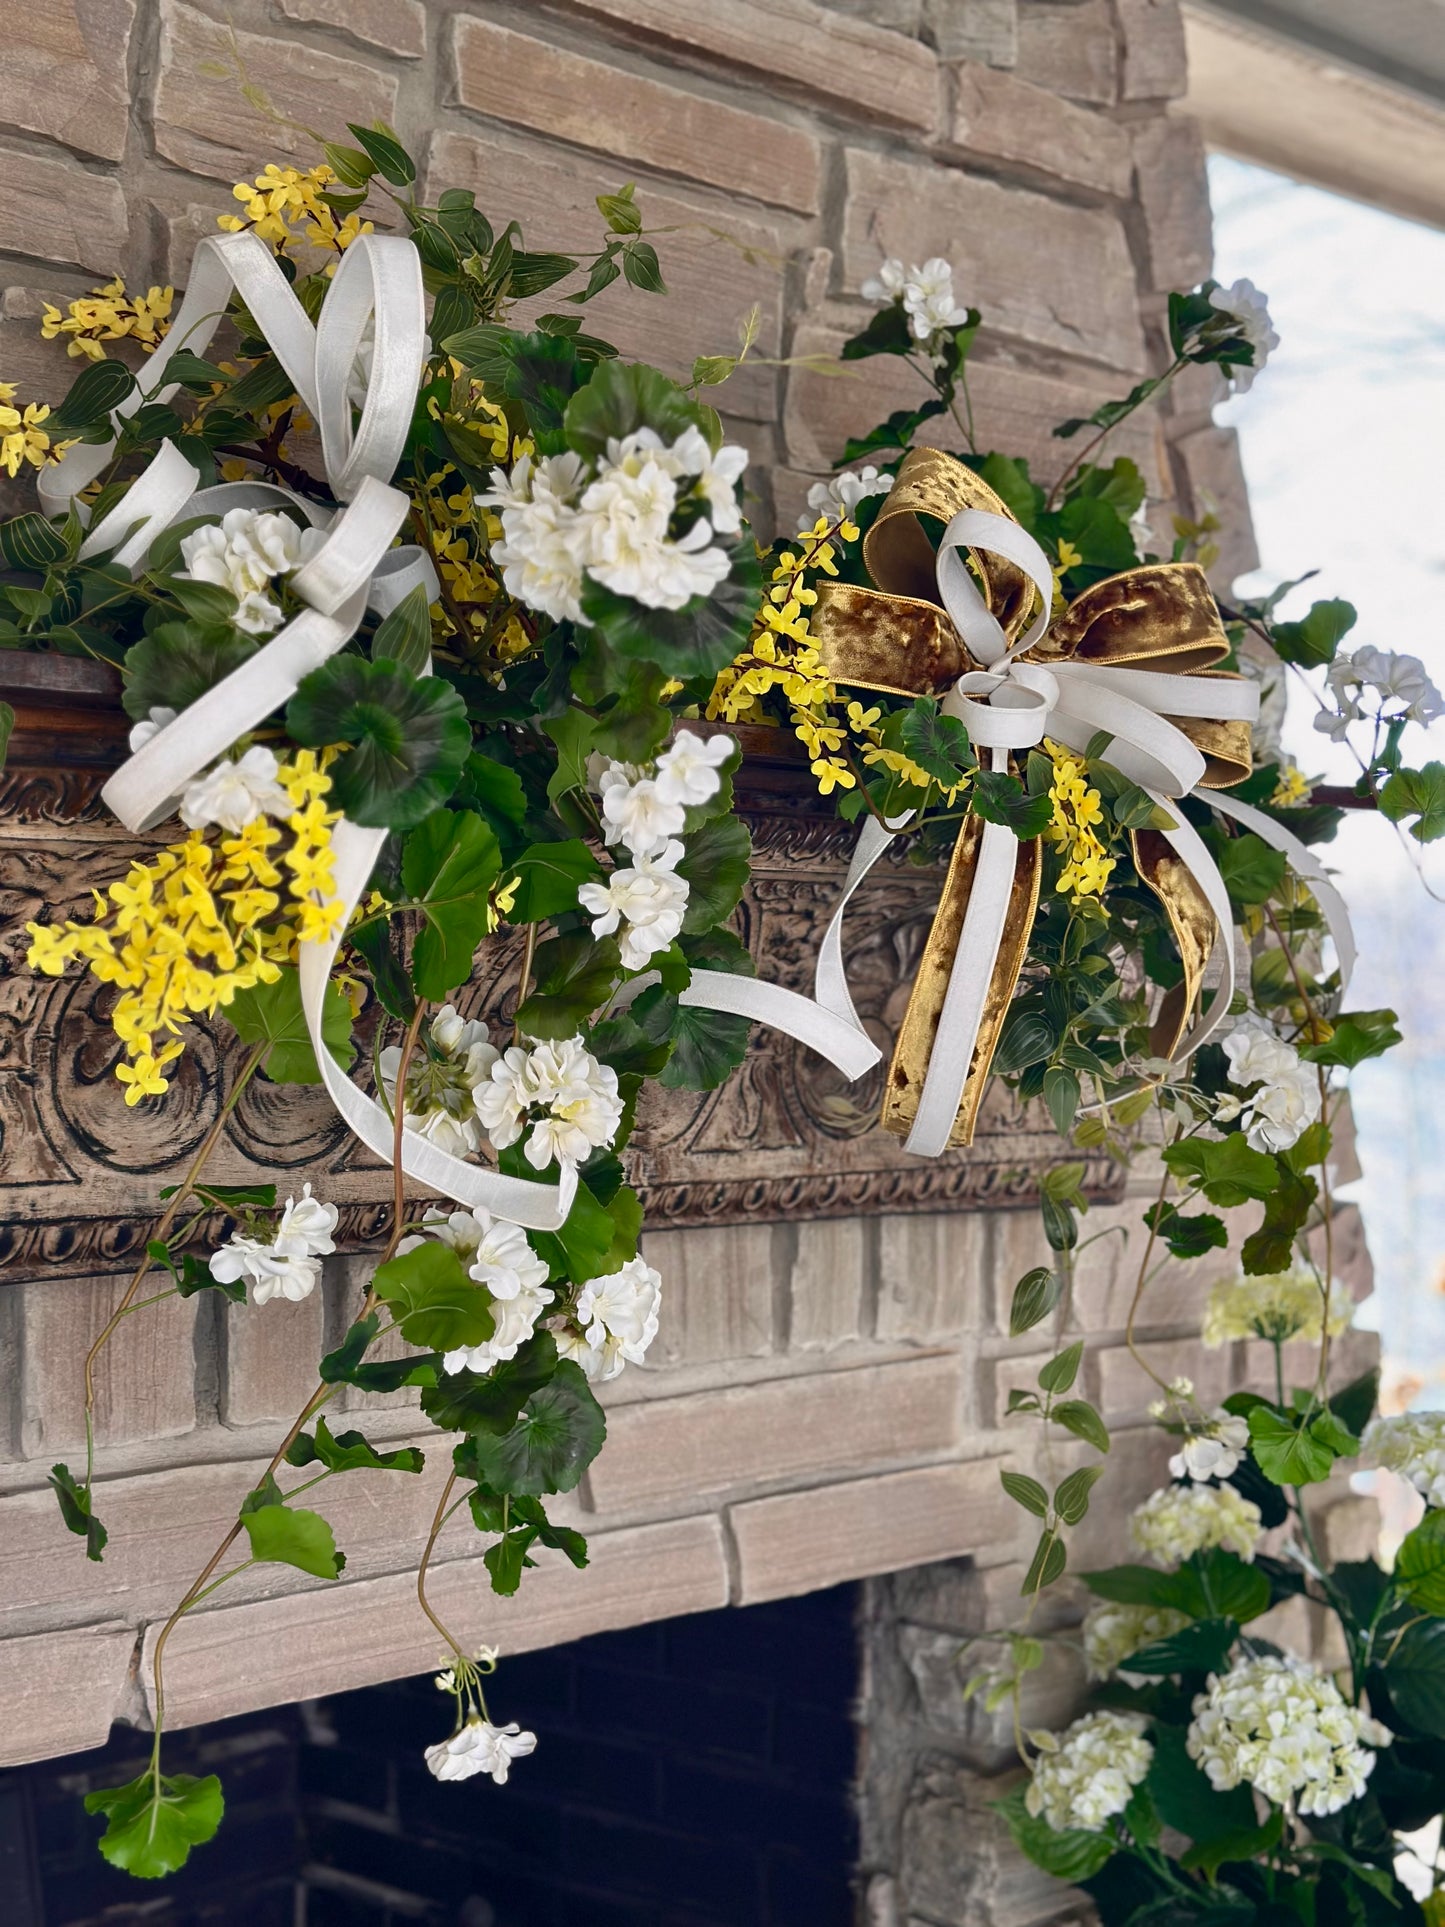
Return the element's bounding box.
[5,1583,861,1926]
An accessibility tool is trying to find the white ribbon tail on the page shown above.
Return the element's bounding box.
[1206,788,1356,993]
[680,969,881,1081]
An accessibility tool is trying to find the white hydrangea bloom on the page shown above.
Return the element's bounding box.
[800,466,892,531]
[1025,1711,1153,1833]
[1207,278,1279,393]
[1220,1017,1320,1155]
[179,506,323,635]
[1187,1655,1389,1816]
[577,838,689,971]
[128,705,177,752]
[653,731,733,810]
[1082,1602,1191,1682]
[179,745,294,834]
[424,1715,537,1786]
[482,451,590,625]
[274,1182,339,1259]
[1363,1411,1445,1508]
[1169,1408,1251,1484]
[473,1036,623,1172]
[1129,1483,1263,1568]
[209,1234,320,1306]
[379,1005,499,1161]
[567,1255,663,1382]
[597,762,686,859]
[1203,1268,1353,1348]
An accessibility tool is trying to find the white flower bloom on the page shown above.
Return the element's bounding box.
[179,744,293,834]
[800,465,892,531]
[580,434,731,611]
[1326,646,1444,730]
[1207,278,1279,392]
[473,1037,623,1171]
[1363,1411,1445,1508]
[423,1715,537,1786]
[482,451,590,625]
[1025,1711,1153,1833]
[860,258,908,303]
[179,506,323,635]
[1241,1063,1321,1155]
[901,256,969,340]
[1222,1016,1297,1089]
[1129,1483,1263,1567]
[570,1255,663,1382]
[380,1005,498,1161]
[1203,1268,1353,1347]
[128,705,177,752]
[653,731,733,810]
[209,1233,320,1306]
[274,1182,338,1259]
[401,1207,550,1305]
[442,1279,553,1377]
[578,839,690,971]
[1187,1655,1389,1817]
[1082,1602,1191,1682]
[597,762,686,859]
[670,423,749,536]
[1169,1409,1251,1484]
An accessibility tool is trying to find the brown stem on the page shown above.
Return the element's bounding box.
[416,1471,467,1661]
[211,444,328,500]
[407,501,474,656]
[1125,1120,1179,1394]
[513,922,538,1042]
[1045,356,1185,513]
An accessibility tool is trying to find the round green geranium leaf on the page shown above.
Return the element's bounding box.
[287,656,470,829]
[563,358,716,461]
[122,620,258,721]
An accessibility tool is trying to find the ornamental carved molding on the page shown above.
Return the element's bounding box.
[0,757,1123,1281]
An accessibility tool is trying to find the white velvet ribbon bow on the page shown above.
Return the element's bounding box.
[691,505,1355,1158]
[45,229,578,1231]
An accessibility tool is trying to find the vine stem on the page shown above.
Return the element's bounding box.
[1044,355,1186,513]
[147,1003,428,1778]
[416,1471,468,1663]
[1123,1110,1183,1394]
[83,1042,268,1500]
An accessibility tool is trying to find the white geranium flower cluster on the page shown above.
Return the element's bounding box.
[399,1207,554,1376]
[557,1254,662,1383]
[1082,1602,1191,1682]
[1026,1711,1154,1833]
[1129,1482,1263,1568]
[1187,1655,1390,1816]
[1168,1407,1251,1484]
[1316,646,1444,743]
[798,465,892,532]
[179,505,324,636]
[578,731,732,970]
[483,426,747,624]
[474,1035,623,1172]
[1362,1411,1445,1508]
[861,257,970,342]
[209,1182,339,1305]
[1205,278,1279,393]
[380,1005,500,1161]
[179,745,293,834]
[1216,1015,1321,1155]
[1203,1267,1353,1348]
[424,1714,537,1785]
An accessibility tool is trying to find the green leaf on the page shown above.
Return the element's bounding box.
[994,1786,1115,1882]
[401,808,502,999]
[839,302,915,361]
[654,998,751,1091]
[1054,1399,1110,1453]
[370,1241,495,1352]
[1214,831,1287,908]
[458,1360,606,1496]
[345,120,415,186]
[227,965,354,1084]
[516,933,621,1039]
[1000,1469,1049,1518]
[899,697,975,787]
[507,839,603,922]
[1379,1618,1445,1738]
[1303,1009,1402,1068]
[456,751,529,842]
[421,1332,559,1436]
[992,1008,1056,1076]
[0,510,72,571]
[971,769,1054,838]
[1144,1201,1229,1260]
[621,239,665,292]
[597,183,641,232]
[582,533,763,681]
[287,657,470,830]
[173,1252,243,1302]
[48,1462,107,1561]
[1247,1406,1337,1485]
[564,357,714,461]
[1380,763,1445,845]
[1330,1367,1380,1440]
[1179,1809,1284,1879]
[1270,597,1356,669]
[372,583,432,677]
[542,709,596,807]
[677,813,751,934]
[1162,1135,1279,1209]
[1396,1511,1445,1615]
[1124,1616,1239,1675]
[1043,1065,1080,1137]
[50,357,136,430]
[319,1311,380,1385]
[122,621,257,721]
[1022,1529,1066,1594]
[1038,1341,1083,1396]
[1084,1564,1188,1606]
[1054,1464,1102,1525]
[1240,1160,1316,1276]
[86,1771,224,1880]
[285,1415,424,1475]
[156,573,238,625]
[530,1177,616,1285]
[1174,1548,1272,1624]
[1145,1723,1258,1842]
[240,1502,344,1579]
[1040,1186,1078,1254]
[483,1531,531,1594]
[1009,1267,1062,1337]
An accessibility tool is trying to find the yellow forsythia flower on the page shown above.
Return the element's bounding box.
[1044,738,1115,900]
[217,162,372,259]
[0,381,74,478]
[40,278,174,360]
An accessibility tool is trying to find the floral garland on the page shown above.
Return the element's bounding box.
[5,128,1445,1919]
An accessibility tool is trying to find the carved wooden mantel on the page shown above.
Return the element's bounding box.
[0,659,1121,1278]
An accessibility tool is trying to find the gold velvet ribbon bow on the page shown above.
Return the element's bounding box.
[809,445,1260,1151]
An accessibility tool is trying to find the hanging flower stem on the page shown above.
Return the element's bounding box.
[416,1471,469,1665]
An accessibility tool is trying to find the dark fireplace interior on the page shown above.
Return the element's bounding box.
[4,1583,861,1927]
